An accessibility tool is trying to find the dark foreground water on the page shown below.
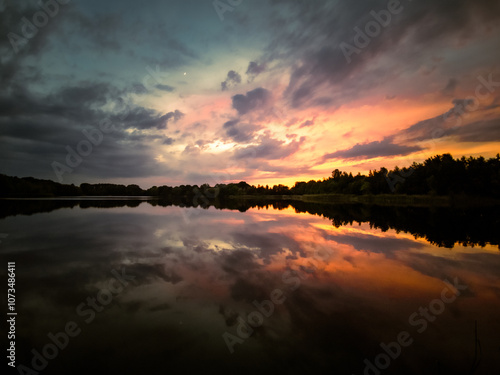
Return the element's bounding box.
[1,199,499,374]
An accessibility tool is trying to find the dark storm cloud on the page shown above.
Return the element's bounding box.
[0,76,182,180]
[0,118,177,181]
[221,70,242,91]
[54,82,120,108]
[261,0,500,109]
[120,131,163,143]
[0,82,118,124]
[284,46,356,109]
[232,88,272,115]
[0,1,70,61]
[322,137,422,162]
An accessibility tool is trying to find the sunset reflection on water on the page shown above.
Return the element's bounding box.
[1,201,499,374]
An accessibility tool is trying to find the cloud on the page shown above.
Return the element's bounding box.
[51,82,122,110]
[72,12,123,52]
[221,70,242,91]
[260,0,500,109]
[155,84,175,92]
[223,119,260,143]
[299,118,315,128]
[441,78,459,96]
[220,249,262,275]
[230,231,306,262]
[131,83,148,94]
[232,88,272,115]
[2,0,500,186]
[0,76,186,181]
[163,137,175,145]
[120,108,183,130]
[398,99,476,143]
[324,232,425,257]
[324,98,499,163]
[0,2,66,61]
[455,118,500,142]
[322,137,422,162]
[246,61,266,81]
[0,82,111,120]
[165,109,184,122]
[234,134,305,160]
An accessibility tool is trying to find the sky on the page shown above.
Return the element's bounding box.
[1,0,500,188]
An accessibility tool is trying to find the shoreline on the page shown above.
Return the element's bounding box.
[2,193,499,207]
[228,194,500,207]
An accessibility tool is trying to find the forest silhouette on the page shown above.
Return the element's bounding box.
[0,198,498,250]
[1,153,499,199]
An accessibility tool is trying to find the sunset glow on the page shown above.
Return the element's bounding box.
[2,0,499,187]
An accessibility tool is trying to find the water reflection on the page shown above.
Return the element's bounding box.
[2,198,499,249]
[0,200,499,374]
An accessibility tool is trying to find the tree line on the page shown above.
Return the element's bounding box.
[1,153,499,198]
[1,197,498,249]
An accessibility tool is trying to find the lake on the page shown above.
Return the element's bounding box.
[1,199,499,374]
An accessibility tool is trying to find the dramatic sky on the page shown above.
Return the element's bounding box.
[1,0,500,187]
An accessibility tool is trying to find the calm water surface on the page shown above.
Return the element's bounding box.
[1,200,499,374]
